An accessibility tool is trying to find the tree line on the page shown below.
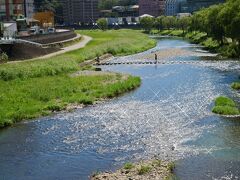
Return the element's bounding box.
[140,0,240,57]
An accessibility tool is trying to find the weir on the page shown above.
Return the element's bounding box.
[96,60,238,66]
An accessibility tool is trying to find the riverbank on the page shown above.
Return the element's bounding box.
[0,29,155,128]
[151,29,240,59]
[91,159,175,180]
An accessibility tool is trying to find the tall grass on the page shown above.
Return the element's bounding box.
[0,74,141,128]
[0,29,156,81]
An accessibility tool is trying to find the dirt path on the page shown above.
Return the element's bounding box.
[37,35,92,59]
[7,35,92,63]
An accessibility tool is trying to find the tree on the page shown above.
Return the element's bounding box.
[34,0,63,23]
[178,16,191,34]
[97,18,108,31]
[140,16,154,32]
[155,16,164,32]
[207,5,225,44]
[162,16,176,30]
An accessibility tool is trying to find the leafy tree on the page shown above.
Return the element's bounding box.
[177,16,191,35]
[155,16,164,32]
[34,0,63,23]
[162,16,177,30]
[97,18,108,31]
[140,17,154,32]
[207,5,225,44]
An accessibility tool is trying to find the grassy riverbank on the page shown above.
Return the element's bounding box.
[0,30,156,81]
[0,74,141,128]
[152,29,238,58]
[212,96,240,115]
[0,29,155,128]
[91,159,175,180]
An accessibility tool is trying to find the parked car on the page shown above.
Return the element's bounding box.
[48,27,56,33]
[29,26,40,35]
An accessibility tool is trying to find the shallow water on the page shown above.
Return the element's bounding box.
[0,38,240,180]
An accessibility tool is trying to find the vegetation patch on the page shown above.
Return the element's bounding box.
[0,74,141,128]
[212,96,240,115]
[138,165,152,175]
[124,162,135,170]
[91,159,175,180]
[0,30,156,81]
[0,29,157,128]
[231,82,240,90]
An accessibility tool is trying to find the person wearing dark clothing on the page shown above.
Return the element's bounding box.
[155,53,158,64]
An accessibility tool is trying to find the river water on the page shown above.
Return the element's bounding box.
[0,38,240,180]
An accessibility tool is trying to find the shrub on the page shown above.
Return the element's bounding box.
[138,165,152,175]
[0,52,8,62]
[201,38,219,50]
[231,82,240,90]
[97,18,108,31]
[124,163,135,170]
[167,162,175,173]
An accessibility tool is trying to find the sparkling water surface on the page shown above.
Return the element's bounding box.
[0,38,239,180]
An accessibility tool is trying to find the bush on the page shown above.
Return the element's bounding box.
[201,38,219,50]
[96,18,108,31]
[231,82,240,90]
[0,52,8,62]
[220,44,240,58]
[138,165,152,175]
[124,163,135,170]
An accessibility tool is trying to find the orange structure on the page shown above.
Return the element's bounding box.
[33,11,54,27]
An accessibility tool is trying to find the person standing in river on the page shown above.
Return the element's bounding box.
[155,53,158,64]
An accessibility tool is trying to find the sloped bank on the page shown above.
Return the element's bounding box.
[0,30,155,128]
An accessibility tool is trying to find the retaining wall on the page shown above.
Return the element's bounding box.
[17,30,77,44]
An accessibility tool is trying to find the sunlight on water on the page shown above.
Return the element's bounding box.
[0,38,239,180]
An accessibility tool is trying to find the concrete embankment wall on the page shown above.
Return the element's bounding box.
[10,44,59,60]
[2,30,77,60]
[16,30,76,44]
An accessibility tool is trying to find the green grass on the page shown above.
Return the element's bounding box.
[0,29,156,128]
[0,74,141,128]
[212,96,240,115]
[167,162,175,173]
[0,29,156,81]
[231,82,240,90]
[212,106,239,115]
[138,165,152,175]
[214,96,236,107]
[123,162,135,170]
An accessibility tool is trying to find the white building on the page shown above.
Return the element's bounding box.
[25,0,34,18]
[165,0,181,16]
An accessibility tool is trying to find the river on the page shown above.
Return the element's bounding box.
[0,37,239,180]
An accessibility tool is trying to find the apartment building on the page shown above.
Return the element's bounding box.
[139,0,166,17]
[0,0,34,21]
[61,0,99,25]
